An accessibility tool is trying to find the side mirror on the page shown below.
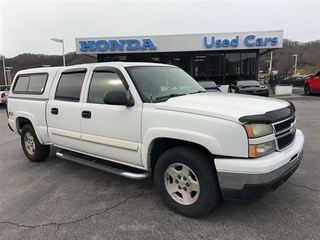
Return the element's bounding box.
[103,91,134,106]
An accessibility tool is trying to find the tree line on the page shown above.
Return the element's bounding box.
[0,52,96,85]
[259,39,320,77]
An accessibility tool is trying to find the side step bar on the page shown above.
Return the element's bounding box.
[56,149,152,180]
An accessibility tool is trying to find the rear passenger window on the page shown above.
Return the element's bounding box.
[88,71,126,104]
[13,74,47,94]
[55,71,86,101]
[28,75,47,92]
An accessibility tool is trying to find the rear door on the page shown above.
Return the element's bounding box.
[80,66,142,167]
[47,68,88,151]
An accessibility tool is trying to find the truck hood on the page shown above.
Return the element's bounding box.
[155,92,290,123]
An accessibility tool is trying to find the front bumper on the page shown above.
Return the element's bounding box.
[214,129,304,204]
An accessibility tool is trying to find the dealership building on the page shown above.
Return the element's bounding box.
[75,30,283,85]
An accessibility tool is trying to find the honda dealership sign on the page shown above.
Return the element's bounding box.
[75,30,283,54]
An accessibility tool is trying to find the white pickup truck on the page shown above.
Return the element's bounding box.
[7,62,304,218]
[0,85,10,104]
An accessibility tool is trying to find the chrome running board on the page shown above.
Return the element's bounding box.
[56,149,151,180]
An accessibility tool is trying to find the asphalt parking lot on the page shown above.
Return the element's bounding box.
[0,91,319,240]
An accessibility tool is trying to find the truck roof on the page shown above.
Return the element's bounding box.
[15,62,174,75]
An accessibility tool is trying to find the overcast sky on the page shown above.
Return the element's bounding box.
[0,0,319,58]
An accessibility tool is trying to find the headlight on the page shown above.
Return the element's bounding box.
[244,123,275,158]
[249,140,276,157]
[244,123,273,138]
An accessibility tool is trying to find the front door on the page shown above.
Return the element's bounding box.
[313,71,320,91]
[80,68,142,167]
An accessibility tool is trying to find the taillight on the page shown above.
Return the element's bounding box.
[1,93,5,98]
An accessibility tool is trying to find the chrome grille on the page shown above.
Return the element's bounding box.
[272,115,296,150]
[277,132,296,149]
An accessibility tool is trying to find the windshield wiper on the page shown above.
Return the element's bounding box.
[190,90,207,94]
[155,93,186,102]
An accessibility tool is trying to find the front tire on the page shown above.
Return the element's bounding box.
[304,84,311,95]
[21,124,50,162]
[154,146,220,218]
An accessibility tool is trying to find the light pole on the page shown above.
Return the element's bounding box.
[267,51,273,75]
[50,38,65,66]
[5,67,13,85]
[0,54,7,85]
[292,54,298,75]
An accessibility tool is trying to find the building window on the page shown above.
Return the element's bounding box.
[225,53,240,76]
[240,52,255,79]
[97,50,257,85]
[225,52,256,83]
[193,53,224,84]
[161,52,191,74]
[98,55,127,62]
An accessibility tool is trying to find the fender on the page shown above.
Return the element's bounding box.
[141,127,224,169]
[14,111,50,145]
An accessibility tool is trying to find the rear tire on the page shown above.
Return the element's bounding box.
[154,146,220,218]
[21,124,50,162]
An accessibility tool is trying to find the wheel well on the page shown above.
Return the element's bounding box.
[16,117,32,135]
[149,138,214,172]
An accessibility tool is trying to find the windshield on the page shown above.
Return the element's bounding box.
[237,80,260,87]
[198,81,217,88]
[0,86,10,91]
[126,66,205,102]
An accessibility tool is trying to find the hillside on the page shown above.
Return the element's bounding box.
[259,39,320,76]
[0,52,96,85]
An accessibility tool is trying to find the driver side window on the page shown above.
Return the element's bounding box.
[88,71,126,104]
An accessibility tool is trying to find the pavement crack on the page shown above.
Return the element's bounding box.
[0,184,154,230]
[0,138,20,147]
[287,181,320,192]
